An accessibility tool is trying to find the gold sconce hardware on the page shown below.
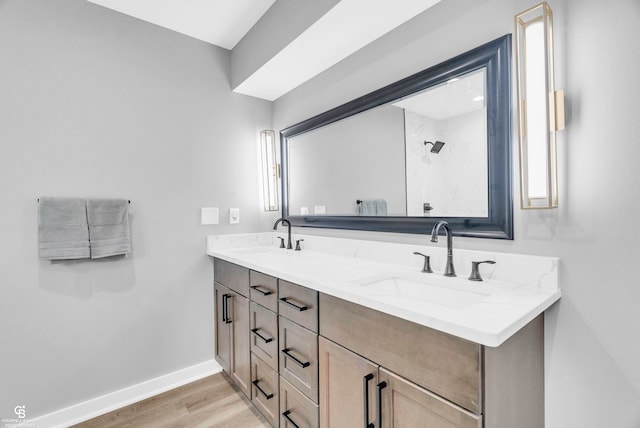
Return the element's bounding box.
[516,2,565,209]
[260,130,280,211]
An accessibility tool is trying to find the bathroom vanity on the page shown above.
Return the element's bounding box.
[207,233,560,428]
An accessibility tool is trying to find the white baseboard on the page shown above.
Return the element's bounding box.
[26,359,222,428]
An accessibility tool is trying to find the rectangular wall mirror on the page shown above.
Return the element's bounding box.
[280,35,513,239]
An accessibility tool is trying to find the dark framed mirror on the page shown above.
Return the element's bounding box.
[280,34,513,239]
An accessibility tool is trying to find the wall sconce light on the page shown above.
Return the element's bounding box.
[516,2,565,209]
[260,130,280,211]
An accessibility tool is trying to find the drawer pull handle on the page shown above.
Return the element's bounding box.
[250,285,273,296]
[224,294,233,324]
[252,380,274,400]
[251,328,273,343]
[279,297,308,311]
[281,348,311,368]
[221,294,229,323]
[363,373,374,428]
[377,381,388,428]
[282,410,301,428]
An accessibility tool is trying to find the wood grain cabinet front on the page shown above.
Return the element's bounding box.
[251,353,280,428]
[214,281,251,399]
[250,301,279,371]
[378,368,481,428]
[279,316,319,403]
[320,293,481,414]
[214,258,250,297]
[280,377,319,428]
[319,336,481,428]
[318,337,377,428]
[250,270,278,312]
[278,280,318,333]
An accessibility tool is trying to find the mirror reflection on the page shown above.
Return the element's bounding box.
[287,67,488,218]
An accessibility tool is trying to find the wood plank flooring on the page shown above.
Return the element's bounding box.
[73,372,269,428]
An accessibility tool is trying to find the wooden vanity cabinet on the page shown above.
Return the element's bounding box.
[318,337,378,428]
[214,282,251,398]
[378,368,481,428]
[214,259,251,399]
[213,257,544,428]
[319,337,481,428]
[319,293,544,428]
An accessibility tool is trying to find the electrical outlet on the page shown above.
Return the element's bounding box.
[229,208,240,224]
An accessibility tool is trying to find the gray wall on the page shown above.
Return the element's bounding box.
[0,0,271,418]
[288,104,406,215]
[273,0,640,427]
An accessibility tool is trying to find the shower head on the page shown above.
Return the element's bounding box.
[424,141,445,154]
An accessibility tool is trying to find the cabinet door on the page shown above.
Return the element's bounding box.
[319,337,378,428]
[378,368,481,428]
[229,290,251,398]
[214,282,230,373]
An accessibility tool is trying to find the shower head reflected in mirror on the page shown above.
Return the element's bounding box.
[424,140,445,154]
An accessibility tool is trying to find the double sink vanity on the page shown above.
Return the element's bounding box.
[207,232,560,428]
[205,32,559,428]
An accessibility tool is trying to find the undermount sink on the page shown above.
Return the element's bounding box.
[357,274,491,310]
[228,247,277,255]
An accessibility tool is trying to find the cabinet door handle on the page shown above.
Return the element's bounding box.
[282,410,301,428]
[377,381,387,428]
[250,285,273,296]
[251,328,273,343]
[279,297,308,311]
[224,294,233,324]
[363,373,374,428]
[281,348,311,368]
[221,294,229,323]
[252,380,274,400]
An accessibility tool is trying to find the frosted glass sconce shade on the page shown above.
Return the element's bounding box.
[260,130,280,211]
[516,2,564,209]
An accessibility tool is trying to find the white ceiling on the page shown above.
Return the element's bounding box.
[86,0,276,50]
[87,0,444,100]
[233,0,443,101]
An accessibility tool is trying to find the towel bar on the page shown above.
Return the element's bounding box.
[38,198,131,203]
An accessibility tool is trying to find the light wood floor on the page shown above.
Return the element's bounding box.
[73,372,269,428]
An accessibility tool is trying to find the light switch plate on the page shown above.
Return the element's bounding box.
[314,205,326,215]
[201,207,219,225]
[229,208,240,224]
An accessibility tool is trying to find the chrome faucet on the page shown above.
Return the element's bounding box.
[430,221,456,277]
[273,218,293,250]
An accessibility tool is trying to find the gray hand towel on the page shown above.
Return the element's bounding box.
[358,199,388,216]
[38,197,91,260]
[87,198,132,259]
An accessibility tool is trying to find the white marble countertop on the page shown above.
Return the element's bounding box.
[206,233,561,347]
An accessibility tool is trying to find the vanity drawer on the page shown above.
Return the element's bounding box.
[250,271,278,312]
[250,302,279,371]
[279,316,319,403]
[251,353,280,428]
[214,258,249,297]
[320,293,482,414]
[278,280,318,333]
[280,377,319,428]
